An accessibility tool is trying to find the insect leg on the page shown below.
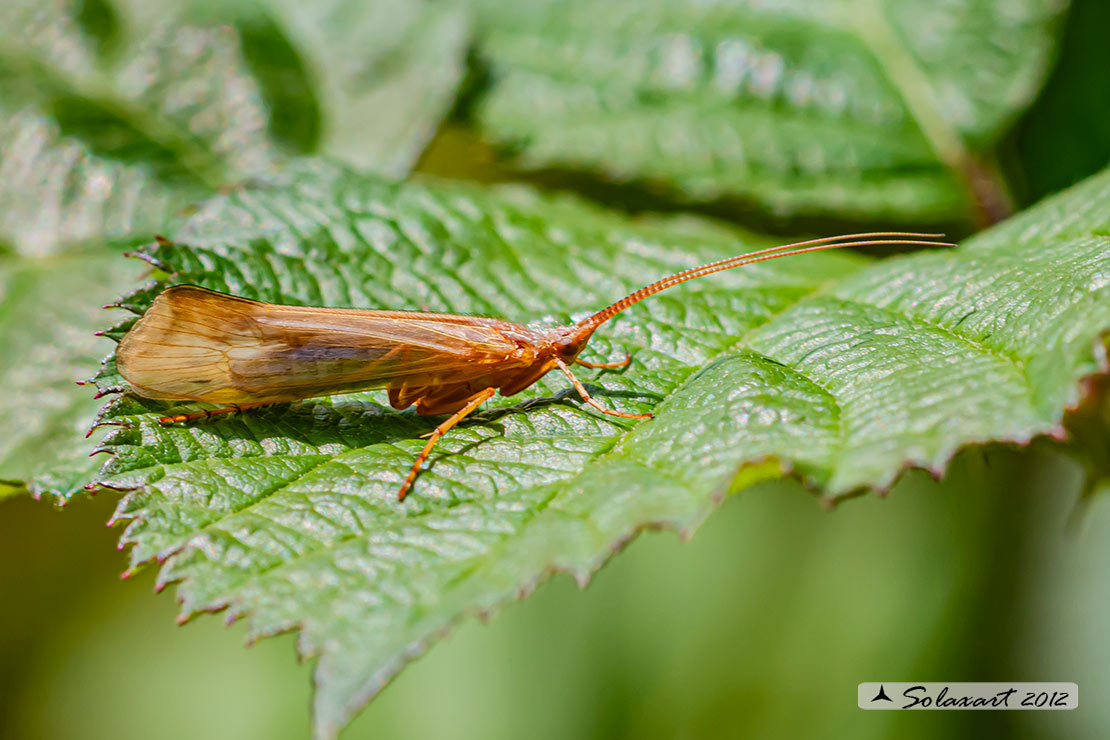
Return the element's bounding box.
[554,358,653,420]
[575,351,632,370]
[398,387,497,501]
[158,403,262,424]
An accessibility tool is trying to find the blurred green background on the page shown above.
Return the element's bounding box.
[2,444,1107,739]
[3,0,1110,737]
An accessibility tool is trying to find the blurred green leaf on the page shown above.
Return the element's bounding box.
[0,0,278,255]
[254,0,469,176]
[471,0,1067,222]
[82,160,1110,737]
[0,251,143,499]
[1,0,284,182]
[0,106,200,257]
[0,0,472,257]
[1012,0,1110,203]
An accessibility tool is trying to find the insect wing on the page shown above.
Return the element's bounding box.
[116,286,529,404]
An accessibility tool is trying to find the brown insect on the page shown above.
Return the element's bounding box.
[113,232,950,499]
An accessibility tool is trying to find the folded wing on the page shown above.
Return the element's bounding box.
[116,285,533,404]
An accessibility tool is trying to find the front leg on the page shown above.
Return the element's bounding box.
[554,358,652,420]
[575,351,632,370]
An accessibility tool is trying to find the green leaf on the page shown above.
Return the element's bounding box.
[0,105,199,257]
[471,0,1067,222]
[3,0,284,182]
[255,0,470,176]
[0,0,471,257]
[87,160,1109,738]
[0,251,144,499]
[0,0,278,255]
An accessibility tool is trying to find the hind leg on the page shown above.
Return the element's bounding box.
[158,403,267,424]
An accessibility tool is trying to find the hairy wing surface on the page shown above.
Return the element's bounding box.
[116,286,532,404]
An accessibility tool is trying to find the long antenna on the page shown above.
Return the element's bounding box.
[578,232,953,332]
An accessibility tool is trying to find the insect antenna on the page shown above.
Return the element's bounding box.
[576,232,954,334]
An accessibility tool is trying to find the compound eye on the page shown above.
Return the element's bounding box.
[557,337,580,357]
